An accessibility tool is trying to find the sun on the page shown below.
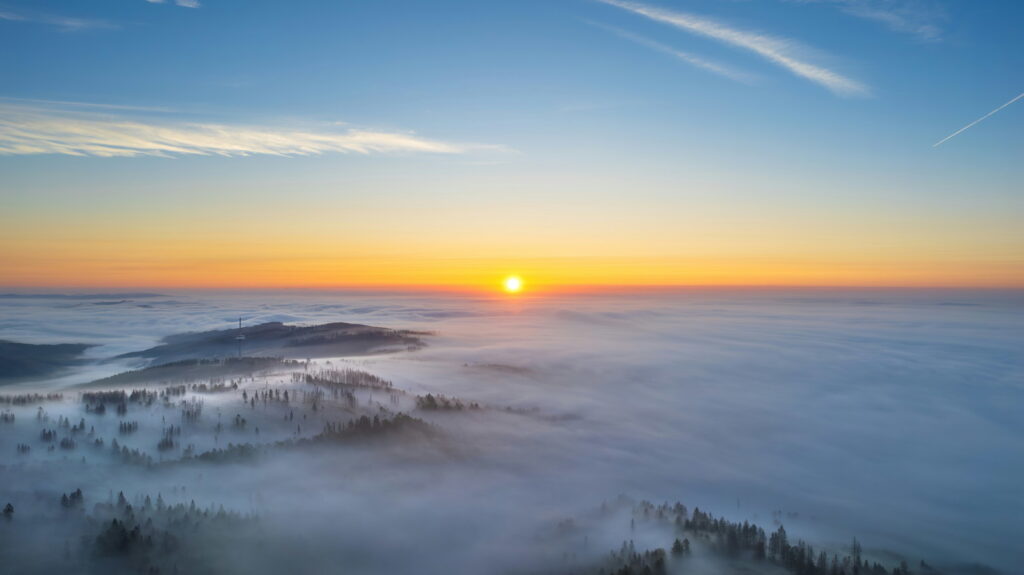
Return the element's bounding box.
[503,275,523,294]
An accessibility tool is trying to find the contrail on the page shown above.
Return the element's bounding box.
[933,91,1024,148]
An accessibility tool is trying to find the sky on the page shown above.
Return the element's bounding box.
[0,0,1021,291]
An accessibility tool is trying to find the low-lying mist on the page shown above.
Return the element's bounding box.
[0,289,1020,574]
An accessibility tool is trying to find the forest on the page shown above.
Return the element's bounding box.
[0,355,978,575]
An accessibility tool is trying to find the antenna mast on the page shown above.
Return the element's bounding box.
[235,317,245,359]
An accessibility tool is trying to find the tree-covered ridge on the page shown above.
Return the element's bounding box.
[86,357,301,387]
[2,366,443,471]
[299,367,397,391]
[0,393,64,406]
[6,487,259,575]
[576,498,933,575]
[0,340,93,382]
[415,393,482,411]
[116,321,427,364]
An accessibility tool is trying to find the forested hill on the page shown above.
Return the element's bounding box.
[0,340,92,383]
[117,321,427,364]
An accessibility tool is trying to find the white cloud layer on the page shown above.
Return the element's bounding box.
[0,290,1019,573]
[596,0,869,96]
[0,104,483,158]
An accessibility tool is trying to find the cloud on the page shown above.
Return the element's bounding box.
[933,91,1024,148]
[0,6,118,31]
[595,0,869,96]
[0,291,1017,573]
[0,103,492,158]
[589,21,757,84]
[146,0,201,7]
[787,0,945,41]
[0,97,173,114]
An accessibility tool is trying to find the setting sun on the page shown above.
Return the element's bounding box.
[503,275,523,293]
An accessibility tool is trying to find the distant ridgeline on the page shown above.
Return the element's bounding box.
[0,321,428,384]
[0,292,166,300]
[117,321,428,365]
[85,357,304,387]
[0,340,93,382]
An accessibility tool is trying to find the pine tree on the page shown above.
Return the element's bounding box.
[671,538,684,556]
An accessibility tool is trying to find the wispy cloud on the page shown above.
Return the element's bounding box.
[787,0,944,42]
[0,6,118,31]
[933,91,1024,148]
[146,0,201,7]
[0,97,174,114]
[589,21,757,84]
[0,103,493,158]
[595,0,869,96]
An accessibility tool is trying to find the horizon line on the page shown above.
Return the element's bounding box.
[2,284,1022,295]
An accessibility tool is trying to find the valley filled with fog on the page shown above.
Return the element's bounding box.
[0,289,1020,574]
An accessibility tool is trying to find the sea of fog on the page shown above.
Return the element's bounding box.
[1,288,1021,573]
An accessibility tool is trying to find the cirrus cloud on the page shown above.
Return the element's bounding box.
[589,21,758,84]
[146,0,202,8]
[786,0,946,42]
[596,0,870,97]
[0,102,495,158]
[0,5,118,31]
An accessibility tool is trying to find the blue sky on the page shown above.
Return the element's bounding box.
[0,0,1021,288]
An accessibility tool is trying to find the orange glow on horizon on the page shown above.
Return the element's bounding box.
[3,194,1022,291]
[1,251,1022,291]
